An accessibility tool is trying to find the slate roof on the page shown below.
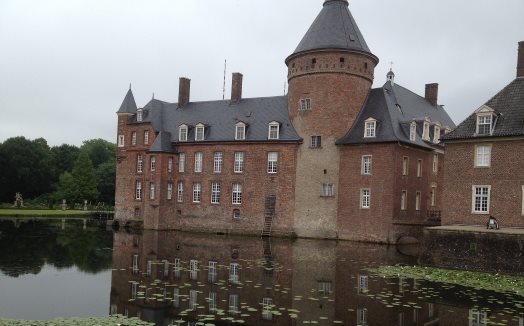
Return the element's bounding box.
[287,0,376,62]
[442,78,524,141]
[127,96,302,153]
[337,81,456,149]
[117,88,137,114]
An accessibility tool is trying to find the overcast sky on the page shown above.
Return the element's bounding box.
[1,0,523,146]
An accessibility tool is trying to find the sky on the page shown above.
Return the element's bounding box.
[1,0,523,147]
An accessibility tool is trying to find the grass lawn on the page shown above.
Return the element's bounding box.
[0,209,92,217]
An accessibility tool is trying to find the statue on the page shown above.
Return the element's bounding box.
[13,193,24,208]
[61,199,67,211]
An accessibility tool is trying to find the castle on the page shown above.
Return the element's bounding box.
[115,0,455,243]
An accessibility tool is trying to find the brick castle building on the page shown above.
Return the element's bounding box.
[115,0,454,243]
[441,42,524,227]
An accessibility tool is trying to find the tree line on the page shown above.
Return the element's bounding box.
[0,137,115,208]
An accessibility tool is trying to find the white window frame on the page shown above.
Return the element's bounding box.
[214,152,223,173]
[361,155,372,175]
[401,190,407,210]
[208,291,217,313]
[321,183,334,197]
[195,123,205,141]
[131,131,137,146]
[233,209,240,220]
[173,287,180,307]
[179,124,188,142]
[178,153,185,173]
[268,121,280,140]
[235,122,246,140]
[229,263,240,283]
[299,98,312,111]
[267,152,278,174]
[208,261,218,283]
[417,159,422,177]
[358,274,368,294]
[433,124,441,143]
[173,258,181,279]
[162,260,169,277]
[146,260,152,276]
[189,290,198,310]
[422,119,430,141]
[310,135,321,148]
[131,283,137,300]
[194,152,202,172]
[416,191,421,211]
[234,152,244,173]
[360,189,370,209]
[150,156,156,172]
[364,118,376,138]
[409,122,417,141]
[135,181,142,200]
[357,308,367,326]
[474,144,491,168]
[229,294,239,314]
[232,183,242,205]
[177,181,183,203]
[431,186,437,207]
[144,130,149,145]
[402,157,409,175]
[167,182,173,200]
[117,135,125,147]
[167,157,173,173]
[211,182,220,204]
[137,154,143,173]
[189,260,198,281]
[262,297,273,321]
[469,309,488,326]
[132,254,139,273]
[137,109,143,122]
[149,182,155,200]
[476,114,493,136]
[432,154,438,173]
[193,183,201,203]
[472,185,491,214]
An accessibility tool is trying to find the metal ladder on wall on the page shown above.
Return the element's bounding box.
[261,195,276,237]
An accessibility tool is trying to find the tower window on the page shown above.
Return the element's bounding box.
[299,98,312,111]
[312,58,316,65]
[340,57,345,63]
[364,62,368,69]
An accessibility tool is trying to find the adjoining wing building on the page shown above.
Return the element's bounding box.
[115,0,455,243]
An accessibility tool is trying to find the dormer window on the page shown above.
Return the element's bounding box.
[268,121,280,140]
[409,122,417,141]
[364,118,376,138]
[235,122,246,140]
[299,98,312,111]
[477,115,493,135]
[179,124,188,142]
[195,123,205,141]
[422,118,430,141]
[433,123,441,143]
[137,109,143,122]
[445,127,452,134]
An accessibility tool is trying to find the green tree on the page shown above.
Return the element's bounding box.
[80,138,115,169]
[55,152,99,206]
[95,159,116,204]
[50,144,80,177]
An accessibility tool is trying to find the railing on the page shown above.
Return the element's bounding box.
[393,210,441,225]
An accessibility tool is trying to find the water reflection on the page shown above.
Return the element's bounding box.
[109,231,524,326]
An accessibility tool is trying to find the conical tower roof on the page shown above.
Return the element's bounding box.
[117,88,138,114]
[286,0,376,63]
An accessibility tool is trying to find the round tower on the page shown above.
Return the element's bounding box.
[287,0,379,239]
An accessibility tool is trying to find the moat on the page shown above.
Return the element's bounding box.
[0,219,523,325]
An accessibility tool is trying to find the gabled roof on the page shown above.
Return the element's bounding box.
[442,78,524,141]
[137,96,302,143]
[287,0,376,62]
[149,131,176,153]
[117,88,137,114]
[337,81,455,149]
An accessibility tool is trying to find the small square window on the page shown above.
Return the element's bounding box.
[475,145,491,167]
[477,115,493,135]
[310,136,321,148]
[321,183,334,197]
[299,99,312,111]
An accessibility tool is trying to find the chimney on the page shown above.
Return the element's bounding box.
[231,73,243,104]
[517,41,524,78]
[425,83,439,106]
[178,77,191,107]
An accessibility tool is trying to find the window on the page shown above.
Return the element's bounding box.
[233,209,240,220]
[214,152,223,173]
[137,109,143,122]
[131,283,137,300]
[179,153,185,173]
[267,152,278,173]
[229,263,240,283]
[189,290,198,310]
[432,154,438,173]
[318,281,332,295]
[431,186,437,207]
[134,207,141,217]
[310,135,321,148]
[469,309,488,326]
[208,292,217,313]
[144,131,149,145]
[135,181,142,200]
[146,260,152,276]
[361,155,372,175]
[167,182,173,200]
[402,157,409,175]
[193,183,201,203]
[477,115,493,135]
[195,123,205,141]
[229,294,239,314]
[299,98,312,111]
[401,191,407,210]
[177,181,184,202]
[173,258,181,279]
[132,254,139,273]
[360,189,370,209]
[189,260,198,280]
[168,157,173,173]
[472,186,490,214]
[357,309,367,326]
[179,124,188,142]
[475,145,491,167]
[409,122,417,141]
[235,122,246,140]
[234,152,244,173]
[422,119,430,141]
[194,152,202,172]
[417,159,422,177]
[149,182,155,200]
[364,119,376,138]
[118,135,125,147]
[416,191,421,211]
[433,125,441,143]
[150,156,156,172]
[232,183,242,205]
[211,182,220,204]
[173,288,180,307]
[262,297,273,321]
[162,260,169,277]
[268,122,280,140]
[358,275,368,294]
[208,261,218,283]
[137,154,143,173]
[131,131,137,146]
[321,183,334,197]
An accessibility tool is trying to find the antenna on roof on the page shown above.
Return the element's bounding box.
[129,83,132,91]
[222,59,227,100]
[152,92,155,100]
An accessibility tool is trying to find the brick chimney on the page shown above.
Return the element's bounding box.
[231,73,243,104]
[178,77,191,107]
[425,83,439,106]
[517,41,524,78]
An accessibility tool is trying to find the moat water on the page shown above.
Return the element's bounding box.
[0,219,523,325]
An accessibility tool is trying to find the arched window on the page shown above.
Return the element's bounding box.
[195,123,205,141]
[179,124,188,142]
[268,121,280,140]
[235,122,246,140]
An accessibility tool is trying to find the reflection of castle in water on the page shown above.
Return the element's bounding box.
[109,231,523,326]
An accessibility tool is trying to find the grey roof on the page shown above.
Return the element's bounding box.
[287,0,376,62]
[337,81,456,149]
[117,88,137,114]
[149,131,175,153]
[137,96,302,144]
[442,78,524,141]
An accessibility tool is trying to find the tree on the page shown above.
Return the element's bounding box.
[50,144,80,177]
[95,159,116,204]
[55,152,99,206]
[80,139,115,169]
